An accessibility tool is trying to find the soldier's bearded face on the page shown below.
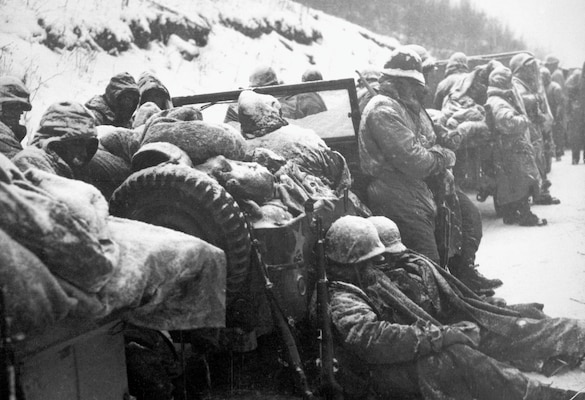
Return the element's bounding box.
[414,84,429,103]
[117,93,139,121]
[54,139,93,167]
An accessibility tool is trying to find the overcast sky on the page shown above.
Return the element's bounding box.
[467,0,585,68]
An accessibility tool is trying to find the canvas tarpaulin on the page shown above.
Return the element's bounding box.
[0,160,228,338]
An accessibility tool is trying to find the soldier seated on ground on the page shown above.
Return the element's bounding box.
[316,215,585,400]
[85,72,140,128]
[12,101,98,179]
[0,76,32,158]
[137,71,173,111]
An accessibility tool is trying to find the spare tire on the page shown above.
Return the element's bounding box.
[109,164,251,294]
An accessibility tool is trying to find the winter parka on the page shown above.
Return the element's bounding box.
[85,72,139,128]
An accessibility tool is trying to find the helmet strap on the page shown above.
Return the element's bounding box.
[353,265,364,288]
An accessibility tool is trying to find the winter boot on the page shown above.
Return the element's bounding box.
[450,261,503,292]
[533,193,560,205]
[517,210,547,226]
[501,203,520,225]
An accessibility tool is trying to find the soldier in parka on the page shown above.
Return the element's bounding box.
[0,76,32,159]
[404,44,437,109]
[565,65,585,164]
[541,67,566,161]
[137,72,173,111]
[544,55,568,159]
[85,72,140,128]
[12,101,98,179]
[485,67,545,227]
[355,67,381,114]
[433,60,505,292]
[510,53,560,205]
[433,52,469,110]
[359,47,501,294]
[544,55,567,98]
[358,47,455,264]
[317,215,585,400]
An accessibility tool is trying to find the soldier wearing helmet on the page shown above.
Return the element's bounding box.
[12,101,98,179]
[485,66,545,227]
[509,52,560,206]
[404,44,438,108]
[0,76,32,158]
[358,46,455,264]
[543,54,567,95]
[433,52,470,109]
[565,63,585,164]
[355,66,382,114]
[224,65,284,124]
[316,215,585,400]
[541,66,566,161]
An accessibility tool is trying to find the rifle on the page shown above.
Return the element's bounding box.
[0,286,16,400]
[355,70,377,97]
[249,238,315,400]
[314,215,344,400]
[435,184,452,270]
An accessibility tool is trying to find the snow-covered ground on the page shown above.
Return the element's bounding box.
[474,153,585,321]
[473,153,585,391]
[0,0,396,140]
[2,0,585,393]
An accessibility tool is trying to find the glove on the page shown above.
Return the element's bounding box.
[430,146,456,169]
[443,321,480,348]
[441,129,462,151]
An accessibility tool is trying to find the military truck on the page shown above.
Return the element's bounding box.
[108,78,366,399]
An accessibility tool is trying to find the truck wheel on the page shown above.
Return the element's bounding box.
[109,164,251,294]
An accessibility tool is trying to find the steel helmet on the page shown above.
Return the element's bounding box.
[445,52,469,76]
[404,44,437,74]
[544,54,560,67]
[325,216,385,264]
[367,216,407,254]
[249,66,279,87]
[488,66,513,89]
[301,68,323,82]
[382,46,425,86]
[509,53,535,75]
[0,76,32,111]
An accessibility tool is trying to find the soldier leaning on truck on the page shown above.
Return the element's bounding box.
[358,46,502,294]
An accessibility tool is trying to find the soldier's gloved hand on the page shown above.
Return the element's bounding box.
[443,321,480,348]
[441,129,462,151]
[430,146,456,169]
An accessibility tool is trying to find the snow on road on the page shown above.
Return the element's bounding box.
[472,153,585,390]
[473,152,585,320]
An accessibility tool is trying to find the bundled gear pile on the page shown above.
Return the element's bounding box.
[0,153,228,338]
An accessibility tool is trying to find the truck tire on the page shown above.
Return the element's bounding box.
[109,164,251,294]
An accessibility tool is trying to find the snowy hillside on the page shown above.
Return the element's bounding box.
[0,0,399,138]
